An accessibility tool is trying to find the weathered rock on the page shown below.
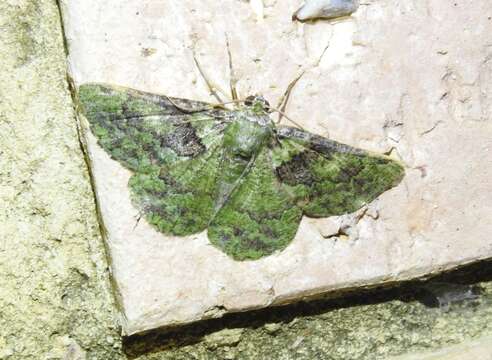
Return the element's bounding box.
[389,335,492,360]
[0,0,122,358]
[264,322,282,334]
[204,328,244,348]
[59,0,492,335]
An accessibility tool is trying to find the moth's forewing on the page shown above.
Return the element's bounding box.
[274,127,405,217]
[78,83,229,235]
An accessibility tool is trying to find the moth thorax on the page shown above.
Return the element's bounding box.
[245,95,270,114]
[224,117,272,159]
[246,113,271,126]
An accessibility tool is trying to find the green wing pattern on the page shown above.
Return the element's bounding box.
[78,83,228,235]
[208,148,303,261]
[206,127,404,261]
[274,127,405,217]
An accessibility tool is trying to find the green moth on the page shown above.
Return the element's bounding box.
[78,83,404,261]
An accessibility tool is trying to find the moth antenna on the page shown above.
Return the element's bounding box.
[192,51,230,104]
[166,97,248,115]
[275,43,330,123]
[163,95,210,113]
[214,98,248,107]
[276,71,305,123]
[270,106,305,130]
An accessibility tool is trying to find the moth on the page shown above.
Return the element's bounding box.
[78,68,404,261]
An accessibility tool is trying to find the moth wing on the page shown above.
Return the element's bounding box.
[129,143,226,236]
[78,83,229,235]
[78,83,228,170]
[208,148,303,261]
[274,127,405,217]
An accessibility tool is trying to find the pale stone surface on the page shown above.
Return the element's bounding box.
[59,0,492,334]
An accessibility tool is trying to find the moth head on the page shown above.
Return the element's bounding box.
[244,95,271,114]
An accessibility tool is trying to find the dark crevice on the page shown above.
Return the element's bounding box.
[54,0,69,57]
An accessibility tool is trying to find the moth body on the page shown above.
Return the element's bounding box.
[224,97,274,160]
[213,100,275,212]
[224,116,272,160]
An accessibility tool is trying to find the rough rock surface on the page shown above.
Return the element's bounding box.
[59,0,492,333]
[0,0,122,358]
[293,0,360,22]
[390,335,492,360]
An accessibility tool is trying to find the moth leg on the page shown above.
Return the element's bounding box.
[193,52,230,104]
[225,34,240,103]
[275,44,329,123]
[132,211,143,231]
[275,71,305,124]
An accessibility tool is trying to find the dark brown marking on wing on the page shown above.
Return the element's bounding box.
[275,151,316,186]
[161,123,206,157]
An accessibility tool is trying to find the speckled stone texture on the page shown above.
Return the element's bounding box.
[390,336,492,360]
[0,0,122,358]
[59,0,492,334]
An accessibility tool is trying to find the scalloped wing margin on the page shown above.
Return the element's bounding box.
[208,148,303,261]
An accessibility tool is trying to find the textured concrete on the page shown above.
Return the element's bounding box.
[0,0,122,358]
[126,278,492,359]
[390,336,492,360]
[59,0,492,334]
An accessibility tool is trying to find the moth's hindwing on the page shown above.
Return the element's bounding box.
[208,148,303,261]
[78,83,228,235]
[207,128,404,261]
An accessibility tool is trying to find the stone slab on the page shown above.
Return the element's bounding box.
[59,0,492,335]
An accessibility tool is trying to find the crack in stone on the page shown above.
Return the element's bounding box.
[420,120,443,136]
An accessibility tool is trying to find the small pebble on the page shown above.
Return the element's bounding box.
[264,322,282,334]
[293,0,359,22]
